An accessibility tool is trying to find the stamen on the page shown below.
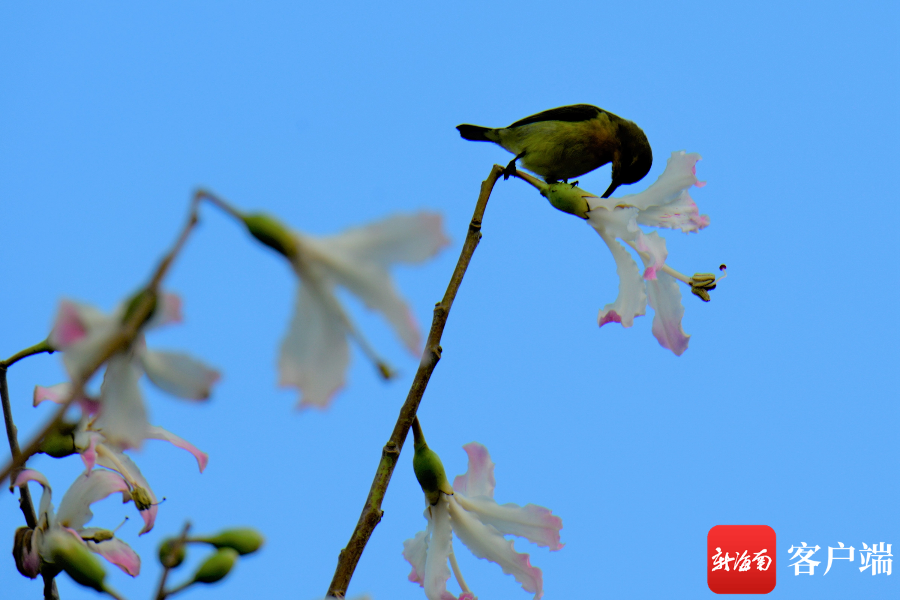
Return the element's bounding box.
[112,516,129,533]
[449,546,474,597]
[622,239,692,284]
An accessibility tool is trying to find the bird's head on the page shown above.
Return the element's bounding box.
[604,120,653,198]
[617,120,653,185]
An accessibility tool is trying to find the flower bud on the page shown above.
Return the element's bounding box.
[45,530,107,592]
[540,182,594,219]
[198,528,264,555]
[13,527,41,579]
[38,421,77,458]
[158,537,186,568]
[411,420,454,505]
[242,213,300,260]
[192,548,239,584]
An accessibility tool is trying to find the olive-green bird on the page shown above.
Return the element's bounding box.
[457,104,652,198]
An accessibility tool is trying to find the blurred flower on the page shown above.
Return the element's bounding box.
[49,292,220,447]
[248,212,449,408]
[404,442,562,600]
[34,385,208,535]
[13,469,141,577]
[584,151,711,355]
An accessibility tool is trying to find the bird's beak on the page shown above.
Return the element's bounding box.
[601,179,620,198]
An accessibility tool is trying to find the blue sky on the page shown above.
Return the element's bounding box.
[1,2,897,598]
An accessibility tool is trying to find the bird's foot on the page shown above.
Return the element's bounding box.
[502,152,526,180]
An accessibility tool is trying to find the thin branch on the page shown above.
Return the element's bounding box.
[0,338,54,369]
[326,164,504,597]
[154,522,192,600]
[0,199,202,486]
[0,368,37,526]
[1,352,59,598]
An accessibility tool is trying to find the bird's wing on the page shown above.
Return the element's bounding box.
[508,104,604,128]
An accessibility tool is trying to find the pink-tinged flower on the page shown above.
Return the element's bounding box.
[33,385,208,536]
[585,151,712,355]
[12,469,141,577]
[276,213,449,408]
[404,443,562,600]
[48,293,220,448]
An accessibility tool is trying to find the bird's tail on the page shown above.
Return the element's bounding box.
[456,124,492,142]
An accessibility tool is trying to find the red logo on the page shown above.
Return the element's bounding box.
[708,525,777,594]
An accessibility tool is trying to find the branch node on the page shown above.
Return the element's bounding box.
[383,441,399,457]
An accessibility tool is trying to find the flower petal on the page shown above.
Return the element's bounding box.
[141,350,220,400]
[56,470,130,531]
[423,497,456,600]
[145,425,209,472]
[447,495,544,599]
[145,292,183,329]
[454,496,563,551]
[96,353,149,448]
[320,212,450,267]
[97,450,158,535]
[306,239,422,354]
[636,191,709,233]
[85,535,141,576]
[403,529,430,586]
[646,270,690,356]
[613,151,705,211]
[13,470,54,525]
[590,228,647,328]
[635,230,667,281]
[76,432,102,472]
[308,212,449,354]
[36,384,101,414]
[279,282,350,409]
[452,443,496,500]
[50,300,104,348]
[33,383,72,406]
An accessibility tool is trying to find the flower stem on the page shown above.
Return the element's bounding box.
[0,195,202,486]
[325,164,504,598]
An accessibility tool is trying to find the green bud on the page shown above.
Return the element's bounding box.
[198,528,265,555]
[158,537,187,568]
[411,420,453,505]
[38,421,77,458]
[540,182,594,219]
[242,213,300,260]
[192,548,239,584]
[46,530,107,592]
[122,288,159,328]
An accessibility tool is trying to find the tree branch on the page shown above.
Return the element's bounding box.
[326,164,504,597]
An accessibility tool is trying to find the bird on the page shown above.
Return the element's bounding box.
[456,104,652,198]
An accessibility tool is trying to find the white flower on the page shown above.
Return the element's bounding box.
[586,151,711,355]
[14,469,141,577]
[33,384,209,535]
[404,443,562,600]
[277,212,449,408]
[49,292,220,448]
